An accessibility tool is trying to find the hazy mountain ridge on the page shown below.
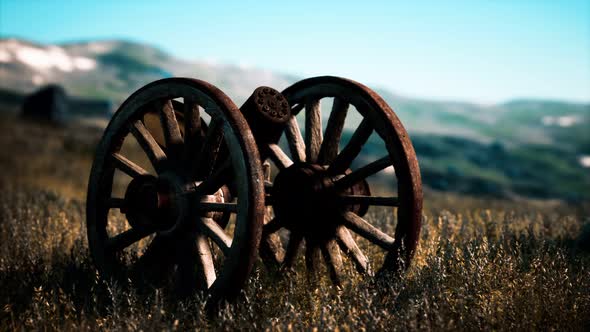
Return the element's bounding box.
[0,38,294,104]
[1,37,587,146]
[1,38,589,200]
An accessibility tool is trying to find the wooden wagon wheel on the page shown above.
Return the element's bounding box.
[260,76,423,284]
[86,78,264,303]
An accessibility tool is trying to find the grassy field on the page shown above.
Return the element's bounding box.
[0,114,589,330]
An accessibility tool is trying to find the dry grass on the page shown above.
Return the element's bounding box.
[0,114,589,331]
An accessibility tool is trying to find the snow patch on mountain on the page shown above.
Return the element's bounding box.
[0,39,96,72]
[541,115,582,127]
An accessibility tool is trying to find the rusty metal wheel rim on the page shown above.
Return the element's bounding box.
[260,76,422,283]
[86,78,264,302]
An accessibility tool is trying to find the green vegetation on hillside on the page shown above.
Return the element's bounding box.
[342,129,590,201]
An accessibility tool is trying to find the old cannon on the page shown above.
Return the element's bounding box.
[86,76,423,304]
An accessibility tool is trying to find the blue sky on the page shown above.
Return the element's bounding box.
[1,0,589,103]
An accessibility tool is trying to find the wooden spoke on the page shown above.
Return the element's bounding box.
[266,143,293,170]
[285,116,306,162]
[111,153,149,178]
[197,117,224,178]
[260,232,285,266]
[260,217,285,266]
[305,242,322,273]
[135,236,176,285]
[136,237,167,267]
[201,217,232,255]
[193,158,231,196]
[107,197,126,210]
[175,234,199,294]
[341,211,394,250]
[159,99,183,149]
[328,118,373,174]
[129,120,167,172]
[318,98,349,165]
[291,103,305,115]
[198,201,238,213]
[338,195,399,207]
[264,181,273,190]
[305,99,323,163]
[321,239,344,285]
[106,227,153,253]
[183,97,203,164]
[334,156,391,191]
[262,161,271,179]
[282,232,303,268]
[336,226,370,274]
[195,233,216,289]
[263,217,282,235]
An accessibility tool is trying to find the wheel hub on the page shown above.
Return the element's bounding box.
[271,163,369,242]
[124,175,176,232]
[123,173,230,234]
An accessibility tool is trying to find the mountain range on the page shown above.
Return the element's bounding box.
[1,38,588,200]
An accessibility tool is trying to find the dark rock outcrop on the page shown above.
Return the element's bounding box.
[21,85,69,124]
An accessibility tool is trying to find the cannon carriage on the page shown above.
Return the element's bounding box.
[86,76,423,304]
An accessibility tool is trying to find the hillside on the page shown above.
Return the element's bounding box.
[1,38,589,200]
[0,38,294,104]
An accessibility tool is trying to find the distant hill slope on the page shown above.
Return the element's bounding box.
[2,38,588,146]
[1,38,589,200]
[0,38,295,105]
